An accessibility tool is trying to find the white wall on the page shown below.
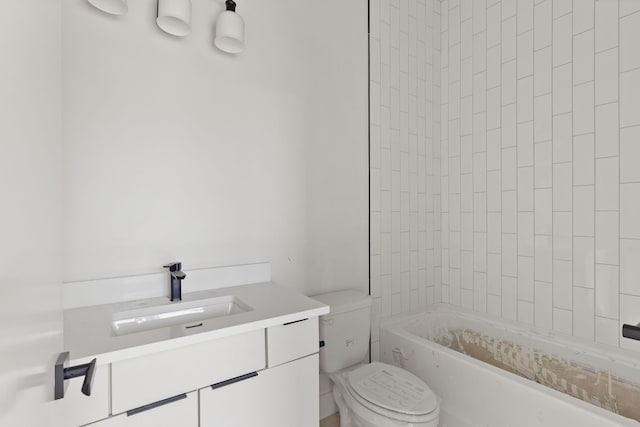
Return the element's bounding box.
[0,1,63,426]
[62,0,368,296]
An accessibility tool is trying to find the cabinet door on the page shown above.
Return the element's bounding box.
[85,392,197,427]
[200,353,319,427]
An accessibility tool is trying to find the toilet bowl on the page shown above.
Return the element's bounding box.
[312,290,440,427]
[330,362,439,427]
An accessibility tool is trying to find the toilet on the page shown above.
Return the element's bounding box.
[313,290,439,427]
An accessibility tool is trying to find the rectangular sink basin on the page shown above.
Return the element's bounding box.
[111,295,252,336]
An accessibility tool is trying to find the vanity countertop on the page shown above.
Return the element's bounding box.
[64,282,329,365]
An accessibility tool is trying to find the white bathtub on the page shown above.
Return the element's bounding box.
[380,304,640,427]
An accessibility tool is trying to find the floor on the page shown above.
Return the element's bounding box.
[320,413,340,427]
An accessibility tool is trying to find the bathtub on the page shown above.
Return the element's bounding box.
[379,304,640,427]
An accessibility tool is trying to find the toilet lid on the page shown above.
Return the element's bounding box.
[347,362,438,416]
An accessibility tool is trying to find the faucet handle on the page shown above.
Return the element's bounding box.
[163,262,182,272]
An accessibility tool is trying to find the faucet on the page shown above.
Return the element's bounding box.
[163,262,186,302]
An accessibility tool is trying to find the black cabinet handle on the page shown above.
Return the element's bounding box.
[623,323,640,341]
[126,394,187,416]
[211,372,258,390]
[54,352,97,400]
[283,318,308,326]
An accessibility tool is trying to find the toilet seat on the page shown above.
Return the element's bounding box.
[332,362,439,425]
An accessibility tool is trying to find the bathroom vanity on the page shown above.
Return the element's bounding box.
[60,281,329,427]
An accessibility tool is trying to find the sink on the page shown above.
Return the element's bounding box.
[111,295,252,336]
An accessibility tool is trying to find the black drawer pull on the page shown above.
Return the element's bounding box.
[211,372,258,390]
[283,318,308,326]
[126,393,187,416]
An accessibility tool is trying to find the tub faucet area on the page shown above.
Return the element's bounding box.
[163,262,186,301]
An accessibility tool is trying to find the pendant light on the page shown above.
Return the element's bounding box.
[157,0,192,37]
[215,0,244,54]
[87,0,128,15]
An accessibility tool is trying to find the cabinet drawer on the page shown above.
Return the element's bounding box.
[200,354,319,427]
[86,391,197,427]
[111,329,265,414]
[63,363,109,427]
[266,317,318,367]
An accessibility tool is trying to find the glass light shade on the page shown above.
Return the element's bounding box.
[215,10,244,53]
[157,0,192,37]
[87,0,128,15]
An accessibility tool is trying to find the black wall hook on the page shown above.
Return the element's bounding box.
[54,352,97,400]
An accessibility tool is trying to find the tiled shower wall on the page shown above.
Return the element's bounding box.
[371,0,640,355]
[369,0,441,360]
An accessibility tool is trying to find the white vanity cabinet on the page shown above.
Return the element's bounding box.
[87,392,198,427]
[200,318,320,427]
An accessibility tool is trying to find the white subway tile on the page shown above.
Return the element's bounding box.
[553,113,573,163]
[474,232,488,271]
[474,32,487,73]
[621,239,640,296]
[621,68,640,127]
[621,126,640,183]
[488,212,502,253]
[487,3,501,47]
[534,46,552,96]
[573,82,595,135]
[487,87,502,128]
[518,32,534,78]
[519,212,535,256]
[488,253,502,294]
[573,0,595,35]
[595,264,619,319]
[502,61,517,105]
[502,148,518,190]
[519,256,535,301]
[535,188,553,235]
[534,94,553,141]
[488,170,502,211]
[553,0,572,19]
[473,74,487,114]
[473,152,487,192]
[518,300,534,324]
[503,191,518,233]
[503,18,518,63]
[503,234,518,277]
[553,308,573,335]
[595,212,619,265]
[621,294,640,352]
[487,45,502,88]
[595,157,619,211]
[620,11,640,72]
[535,281,553,329]
[595,103,619,158]
[573,30,595,85]
[518,122,535,166]
[553,14,573,67]
[502,276,518,320]
[487,131,501,171]
[535,141,553,188]
[574,236,595,288]
[573,186,595,237]
[573,134,595,185]
[535,235,553,282]
[518,0,535,33]
[473,0,487,33]
[595,0,618,53]
[621,183,640,238]
[553,163,573,212]
[517,77,534,122]
[554,212,573,261]
[502,104,517,147]
[620,0,640,17]
[573,287,595,340]
[553,64,573,114]
[518,166,535,211]
[554,259,574,310]
[488,294,502,316]
[534,0,552,49]
[595,317,620,347]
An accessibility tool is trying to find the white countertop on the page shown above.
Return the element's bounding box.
[63,282,329,365]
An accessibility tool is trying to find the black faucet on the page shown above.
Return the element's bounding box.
[163,262,186,301]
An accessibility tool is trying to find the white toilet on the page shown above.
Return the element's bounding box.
[313,290,440,427]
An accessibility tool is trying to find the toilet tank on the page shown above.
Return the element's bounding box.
[312,290,372,373]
